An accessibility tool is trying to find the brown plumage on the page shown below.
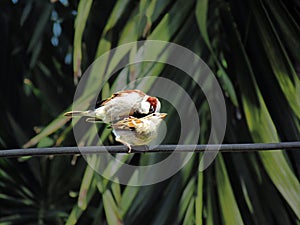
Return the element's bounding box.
[111,113,167,153]
[64,90,161,123]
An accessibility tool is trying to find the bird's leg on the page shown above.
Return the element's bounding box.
[127,145,132,153]
[115,136,132,153]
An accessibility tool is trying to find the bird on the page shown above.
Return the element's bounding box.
[110,113,167,153]
[64,90,161,124]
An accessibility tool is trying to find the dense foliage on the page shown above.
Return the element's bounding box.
[0,0,299,224]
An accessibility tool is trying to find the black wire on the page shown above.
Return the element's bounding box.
[0,142,299,158]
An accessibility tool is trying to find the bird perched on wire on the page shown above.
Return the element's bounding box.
[110,113,167,153]
[64,90,161,124]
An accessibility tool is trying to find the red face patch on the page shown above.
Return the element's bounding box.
[147,97,157,113]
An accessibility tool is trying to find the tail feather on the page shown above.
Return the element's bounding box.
[85,117,104,123]
[64,110,97,117]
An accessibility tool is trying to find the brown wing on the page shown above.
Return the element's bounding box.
[96,93,118,108]
[96,90,146,108]
[111,117,143,131]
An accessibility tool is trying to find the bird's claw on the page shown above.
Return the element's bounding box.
[127,145,132,153]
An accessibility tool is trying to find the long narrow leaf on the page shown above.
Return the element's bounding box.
[216,155,244,225]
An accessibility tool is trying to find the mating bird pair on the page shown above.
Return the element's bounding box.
[64,90,167,152]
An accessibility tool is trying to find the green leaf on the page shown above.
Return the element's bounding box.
[259,151,300,219]
[23,116,69,148]
[183,197,195,225]
[216,155,244,225]
[195,0,238,107]
[65,166,97,225]
[195,155,204,225]
[179,177,195,221]
[77,165,95,210]
[220,4,300,219]
[36,136,54,148]
[101,189,122,225]
[73,0,93,81]
[250,0,300,119]
[95,0,131,58]
[6,112,28,147]
[27,3,52,53]
[120,172,140,216]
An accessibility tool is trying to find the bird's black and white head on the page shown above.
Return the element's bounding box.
[139,96,161,114]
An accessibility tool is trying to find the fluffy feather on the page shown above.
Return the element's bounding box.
[111,113,167,153]
[64,90,161,123]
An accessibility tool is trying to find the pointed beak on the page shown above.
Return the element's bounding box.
[159,113,167,119]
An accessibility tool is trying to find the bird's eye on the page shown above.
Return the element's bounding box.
[149,105,155,113]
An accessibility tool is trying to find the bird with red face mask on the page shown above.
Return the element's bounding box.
[64,90,161,124]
